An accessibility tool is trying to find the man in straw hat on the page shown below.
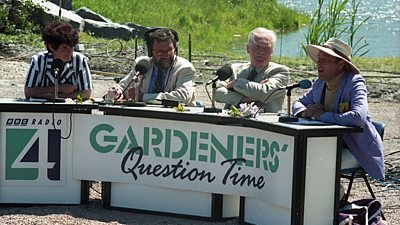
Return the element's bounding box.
[292,38,384,181]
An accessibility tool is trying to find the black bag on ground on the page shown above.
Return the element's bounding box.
[338,198,386,225]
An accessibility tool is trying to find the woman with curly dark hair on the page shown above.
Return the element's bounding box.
[24,21,92,100]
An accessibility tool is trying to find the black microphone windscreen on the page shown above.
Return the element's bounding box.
[51,58,64,73]
[216,65,233,81]
[299,79,312,89]
[135,59,150,75]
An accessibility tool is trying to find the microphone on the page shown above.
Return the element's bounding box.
[203,65,233,113]
[278,79,312,122]
[115,59,150,106]
[206,65,233,85]
[51,58,64,79]
[278,79,312,90]
[50,58,65,102]
[132,59,150,79]
[253,79,312,118]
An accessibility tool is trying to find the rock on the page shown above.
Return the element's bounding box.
[82,19,135,40]
[31,0,83,31]
[75,7,113,23]
[124,22,151,38]
[8,0,151,41]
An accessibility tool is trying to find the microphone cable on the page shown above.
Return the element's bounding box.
[50,58,73,139]
[204,82,214,108]
[112,70,135,106]
[51,101,73,140]
[204,64,233,109]
[111,59,150,105]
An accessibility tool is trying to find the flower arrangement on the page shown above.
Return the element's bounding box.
[174,103,186,112]
[75,93,84,104]
[228,102,259,118]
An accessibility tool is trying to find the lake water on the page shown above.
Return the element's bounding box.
[274,0,400,57]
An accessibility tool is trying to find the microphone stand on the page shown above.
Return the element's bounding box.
[125,77,146,107]
[278,88,298,122]
[54,74,58,99]
[203,81,222,113]
[51,69,65,103]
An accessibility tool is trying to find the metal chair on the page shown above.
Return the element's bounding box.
[340,121,385,219]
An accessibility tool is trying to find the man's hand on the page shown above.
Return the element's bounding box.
[104,86,122,102]
[126,84,143,102]
[224,80,235,90]
[127,87,135,101]
[301,104,324,120]
[260,78,269,84]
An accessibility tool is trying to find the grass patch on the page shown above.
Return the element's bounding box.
[352,57,400,74]
[0,33,42,47]
[72,0,309,55]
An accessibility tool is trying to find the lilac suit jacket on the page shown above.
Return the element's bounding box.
[292,73,384,179]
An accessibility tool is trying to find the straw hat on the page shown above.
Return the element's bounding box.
[306,38,360,74]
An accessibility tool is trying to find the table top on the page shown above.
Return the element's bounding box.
[0,98,98,114]
[98,104,362,137]
[0,98,362,136]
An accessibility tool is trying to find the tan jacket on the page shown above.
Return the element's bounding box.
[214,62,289,113]
[118,56,196,106]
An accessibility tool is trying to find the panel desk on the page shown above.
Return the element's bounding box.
[0,98,97,205]
[71,104,360,224]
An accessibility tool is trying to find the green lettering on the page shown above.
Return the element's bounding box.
[90,124,117,153]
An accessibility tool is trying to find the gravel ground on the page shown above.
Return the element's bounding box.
[0,47,399,224]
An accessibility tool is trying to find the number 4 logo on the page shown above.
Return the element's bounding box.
[5,128,61,181]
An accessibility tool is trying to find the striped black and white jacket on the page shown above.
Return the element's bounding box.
[25,51,93,91]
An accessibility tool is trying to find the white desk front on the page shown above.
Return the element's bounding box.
[0,99,96,204]
[70,105,360,224]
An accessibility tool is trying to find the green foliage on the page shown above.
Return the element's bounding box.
[75,93,85,103]
[303,0,370,57]
[0,33,42,47]
[0,4,11,32]
[228,106,243,118]
[352,57,400,73]
[0,0,41,35]
[72,0,309,56]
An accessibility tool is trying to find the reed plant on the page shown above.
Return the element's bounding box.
[303,0,370,57]
[347,0,370,56]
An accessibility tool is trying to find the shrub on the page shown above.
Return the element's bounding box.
[0,0,42,35]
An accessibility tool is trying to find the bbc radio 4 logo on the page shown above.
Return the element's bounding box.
[4,127,65,185]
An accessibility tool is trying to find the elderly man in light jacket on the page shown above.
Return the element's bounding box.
[214,27,289,113]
